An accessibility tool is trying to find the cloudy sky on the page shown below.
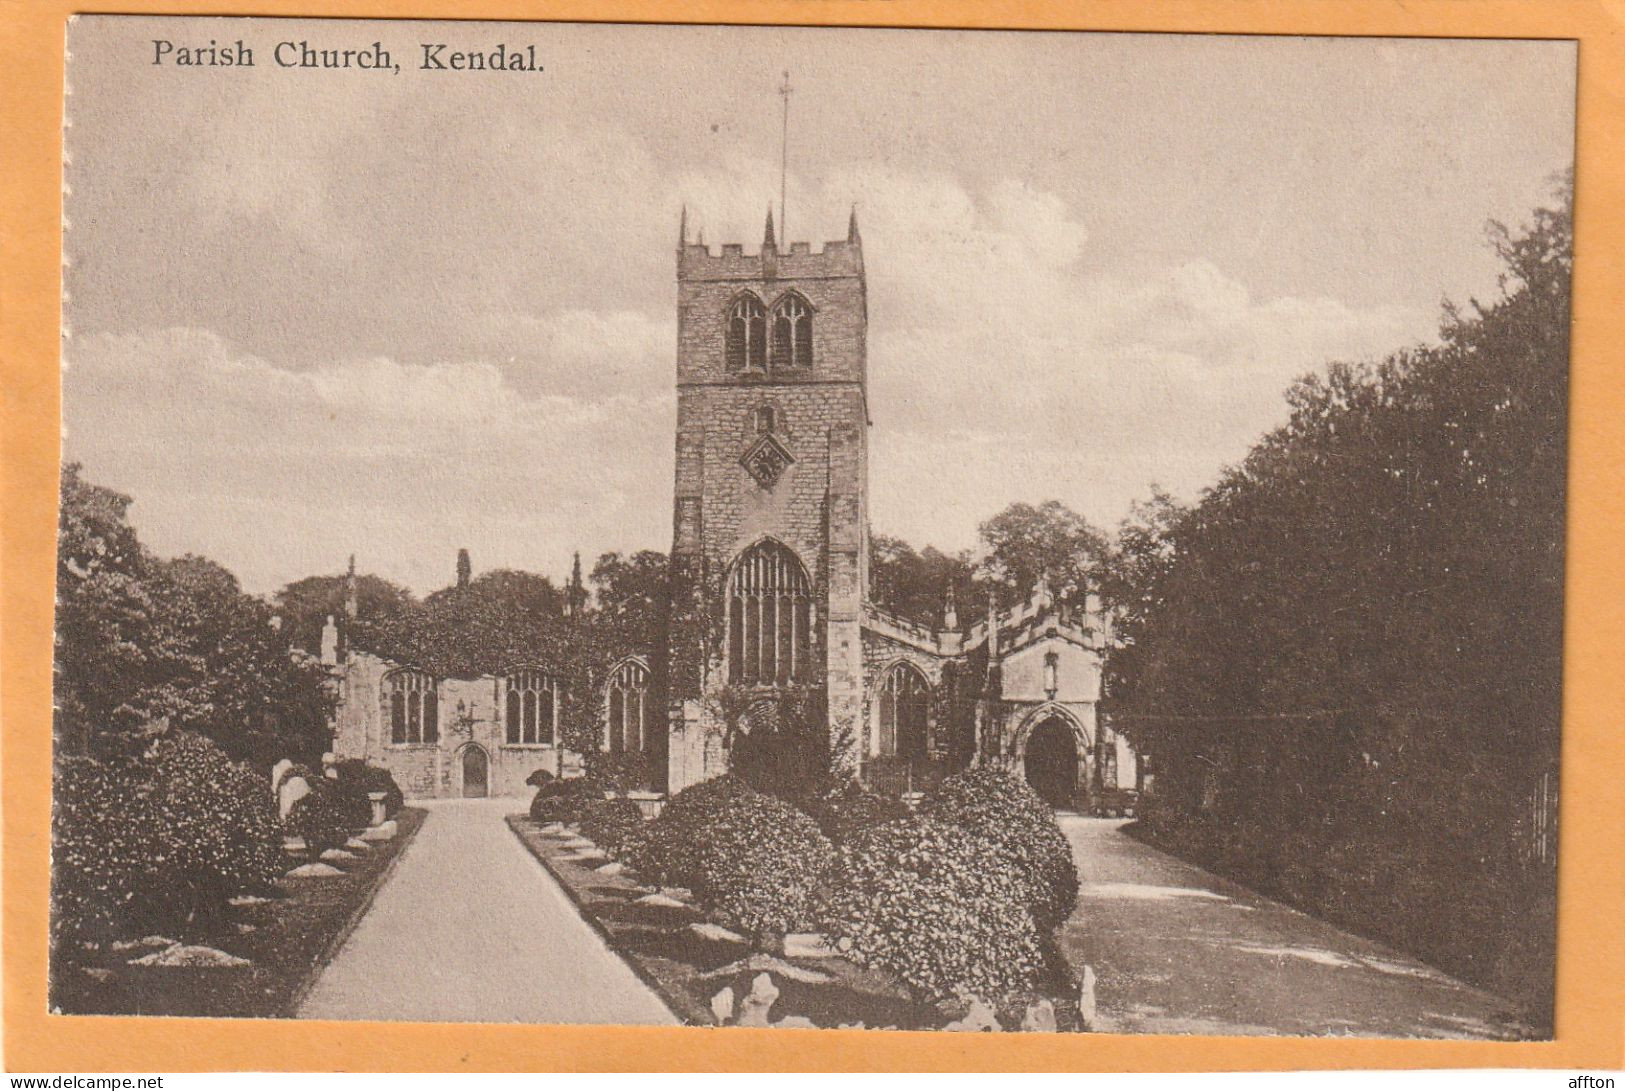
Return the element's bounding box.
[63,18,1574,596]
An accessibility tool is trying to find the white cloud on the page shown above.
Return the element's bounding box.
[64,328,674,594]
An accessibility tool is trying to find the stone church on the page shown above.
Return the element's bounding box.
[663,209,1136,808]
[325,211,1137,808]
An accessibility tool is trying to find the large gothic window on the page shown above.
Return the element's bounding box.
[387,669,438,745]
[725,293,767,372]
[877,663,930,760]
[505,667,559,746]
[605,659,652,753]
[770,293,813,371]
[727,540,812,686]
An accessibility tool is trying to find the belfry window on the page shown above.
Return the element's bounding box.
[605,659,652,753]
[727,540,813,685]
[505,667,559,746]
[770,294,813,370]
[877,663,930,760]
[387,669,438,745]
[726,294,767,372]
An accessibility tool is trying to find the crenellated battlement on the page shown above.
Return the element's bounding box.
[677,206,864,282]
[678,237,863,282]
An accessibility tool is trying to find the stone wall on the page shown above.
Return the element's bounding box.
[332,651,577,799]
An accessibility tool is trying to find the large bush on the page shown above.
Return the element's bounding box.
[529,775,604,825]
[52,732,283,949]
[333,759,404,825]
[584,749,661,794]
[820,815,1045,1004]
[626,776,835,938]
[285,777,353,854]
[577,797,648,857]
[926,767,1080,927]
[803,779,911,847]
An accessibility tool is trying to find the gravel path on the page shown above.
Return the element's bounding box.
[1055,816,1534,1039]
[298,798,676,1025]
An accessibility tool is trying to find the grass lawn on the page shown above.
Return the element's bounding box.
[50,807,426,1018]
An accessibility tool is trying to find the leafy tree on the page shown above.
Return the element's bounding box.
[273,571,415,657]
[589,549,668,648]
[868,534,977,628]
[1105,175,1570,1022]
[55,464,334,762]
[978,500,1110,610]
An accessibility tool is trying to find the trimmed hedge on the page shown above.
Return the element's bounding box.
[333,759,404,824]
[804,779,912,847]
[52,732,283,948]
[625,776,835,938]
[926,767,1080,927]
[529,775,604,825]
[820,815,1045,1004]
[285,778,353,854]
[578,797,648,857]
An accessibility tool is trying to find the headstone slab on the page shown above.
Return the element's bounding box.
[278,775,312,821]
[270,758,295,799]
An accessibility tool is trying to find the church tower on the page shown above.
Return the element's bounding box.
[666,208,869,791]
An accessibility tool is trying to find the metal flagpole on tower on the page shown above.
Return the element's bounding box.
[778,70,792,243]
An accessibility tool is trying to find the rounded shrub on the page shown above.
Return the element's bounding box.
[626,776,835,939]
[926,766,1080,927]
[528,775,604,825]
[285,778,353,854]
[52,733,284,949]
[577,797,648,858]
[819,815,1045,1004]
[803,779,912,847]
[333,759,404,825]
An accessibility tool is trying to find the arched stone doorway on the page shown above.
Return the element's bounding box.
[1023,716,1079,809]
[460,744,489,798]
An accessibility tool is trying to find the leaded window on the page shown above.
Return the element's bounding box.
[770,294,813,370]
[727,540,812,685]
[505,667,559,746]
[877,663,930,760]
[605,659,651,753]
[387,669,438,745]
[726,294,767,372]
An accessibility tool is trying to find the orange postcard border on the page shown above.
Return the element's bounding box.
[3,0,1622,1073]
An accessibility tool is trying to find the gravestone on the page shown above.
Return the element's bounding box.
[278,775,311,821]
[270,758,294,799]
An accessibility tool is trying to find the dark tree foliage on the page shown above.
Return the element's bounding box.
[590,549,669,649]
[1106,177,1570,1023]
[274,572,415,657]
[872,501,1110,629]
[977,500,1110,612]
[868,534,977,627]
[55,464,334,763]
[342,552,670,766]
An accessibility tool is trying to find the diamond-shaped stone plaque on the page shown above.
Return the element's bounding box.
[741,433,794,488]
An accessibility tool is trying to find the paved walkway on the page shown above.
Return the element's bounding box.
[1055,817,1532,1039]
[298,798,676,1025]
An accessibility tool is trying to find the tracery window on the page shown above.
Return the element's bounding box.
[727,540,813,686]
[770,294,813,371]
[504,667,559,746]
[387,669,438,745]
[876,663,930,760]
[604,659,652,753]
[726,294,767,372]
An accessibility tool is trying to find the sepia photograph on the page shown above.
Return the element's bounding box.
[51,15,1573,1040]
